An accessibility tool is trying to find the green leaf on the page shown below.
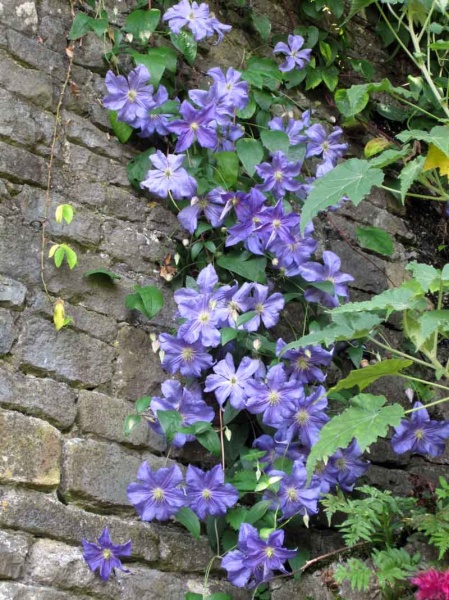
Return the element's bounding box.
[251,12,271,40]
[214,152,239,189]
[170,30,197,65]
[356,226,394,257]
[125,285,164,320]
[109,111,133,144]
[289,549,310,581]
[301,159,384,233]
[131,48,173,87]
[406,261,441,292]
[305,68,323,90]
[419,310,449,340]
[236,94,256,118]
[123,9,160,43]
[245,500,272,524]
[55,204,74,225]
[397,126,449,157]
[221,327,238,346]
[217,254,267,283]
[68,13,93,40]
[196,428,222,456]
[231,470,258,492]
[127,148,154,188]
[175,507,201,539]
[260,130,290,154]
[335,85,370,117]
[89,17,108,37]
[331,281,427,314]
[306,394,405,478]
[157,410,183,443]
[344,0,376,22]
[124,414,141,435]
[205,595,233,600]
[63,245,78,269]
[330,359,412,393]
[226,507,249,530]
[253,90,274,110]
[54,247,65,268]
[236,138,264,177]
[368,146,410,168]
[399,156,425,202]
[135,396,152,413]
[83,268,121,281]
[322,66,339,91]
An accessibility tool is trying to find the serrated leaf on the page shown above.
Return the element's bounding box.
[217,254,267,283]
[125,285,164,320]
[399,156,425,201]
[214,151,239,189]
[251,12,271,40]
[301,159,384,233]
[406,262,441,292]
[170,30,197,65]
[175,507,201,539]
[231,470,258,491]
[260,130,290,154]
[236,138,264,177]
[306,394,405,478]
[330,359,412,393]
[331,281,426,314]
[397,126,449,157]
[368,146,410,168]
[83,268,121,281]
[226,506,249,530]
[123,9,160,43]
[356,226,394,257]
[364,137,393,158]
[109,110,133,143]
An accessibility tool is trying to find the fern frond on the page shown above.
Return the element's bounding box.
[334,558,372,591]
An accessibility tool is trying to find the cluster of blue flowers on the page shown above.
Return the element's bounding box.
[91,0,449,590]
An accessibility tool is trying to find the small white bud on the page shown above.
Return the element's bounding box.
[158,350,165,363]
[174,253,181,265]
[253,338,262,351]
[182,239,189,247]
[272,258,279,267]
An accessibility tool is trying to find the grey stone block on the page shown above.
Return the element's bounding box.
[0,310,16,354]
[0,581,91,599]
[0,529,31,579]
[14,316,115,386]
[0,363,77,430]
[0,275,27,309]
[0,141,48,188]
[59,438,178,510]
[0,408,61,488]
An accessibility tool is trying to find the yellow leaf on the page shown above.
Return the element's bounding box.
[423,144,449,176]
[53,299,66,331]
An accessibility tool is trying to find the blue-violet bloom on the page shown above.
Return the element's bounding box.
[103,65,154,125]
[186,464,238,519]
[82,527,131,581]
[141,151,197,199]
[391,402,449,457]
[273,35,312,72]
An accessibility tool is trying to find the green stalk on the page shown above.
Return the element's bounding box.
[368,336,438,370]
[405,395,449,414]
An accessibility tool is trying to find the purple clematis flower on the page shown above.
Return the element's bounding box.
[103,65,155,125]
[163,0,211,40]
[274,461,322,519]
[208,67,249,111]
[186,464,238,519]
[204,352,260,409]
[255,200,300,249]
[221,524,296,588]
[306,124,348,165]
[150,380,214,447]
[240,283,285,332]
[177,188,226,234]
[276,339,332,383]
[127,463,186,521]
[323,439,370,491]
[141,151,197,199]
[205,11,232,43]
[253,434,306,468]
[245,363,303,428]
[299,251,354,308]
[168,101,217,152]
[268,113,310,145]
[82,527,131,581]
[276,385,329,448]
[273,34,312,72]
[256,151,302,200]
[391,402,449,457]
[159,333,213,377]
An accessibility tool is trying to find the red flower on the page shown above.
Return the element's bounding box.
[411,569,449,600]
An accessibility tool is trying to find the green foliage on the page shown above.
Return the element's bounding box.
[410,477,449,559]
[125,285,164,320]
[175,507,201,540]
[355,226,394,257]
[55,204,74,225]
[306,395,405,478]
[109,110,134,143]
[48,243,78,269]
[330,359,412,393]
[83,268,121,281]
[334,558,372,591]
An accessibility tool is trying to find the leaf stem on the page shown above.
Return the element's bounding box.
[405,395,449,414]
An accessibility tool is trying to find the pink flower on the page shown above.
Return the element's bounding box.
[411,569,449,600]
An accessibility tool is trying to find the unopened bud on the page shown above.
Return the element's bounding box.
[272,258,279,267]
[360,358,369,368]
[174,253,181,265]
[253,338,262,351]
[125,33,133,43]
[405,388,414,403]
[158,350,165,364]
[182,239,189,247]
[150,333,160,353]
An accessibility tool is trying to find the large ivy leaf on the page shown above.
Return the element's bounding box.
[217,254,267,283]
[399,156,425,201]
[330,359,412,393]
[306,394,405,478]
[331,281,427,314]
[368,147,410,169]
[123,9,160,42]
[280,312,383,353]
[236,138,264,176]
[396,126,449,157]
[175,507,201,539]
[300,159,384,232]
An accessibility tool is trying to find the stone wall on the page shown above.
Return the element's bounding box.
[0,1,446,599]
